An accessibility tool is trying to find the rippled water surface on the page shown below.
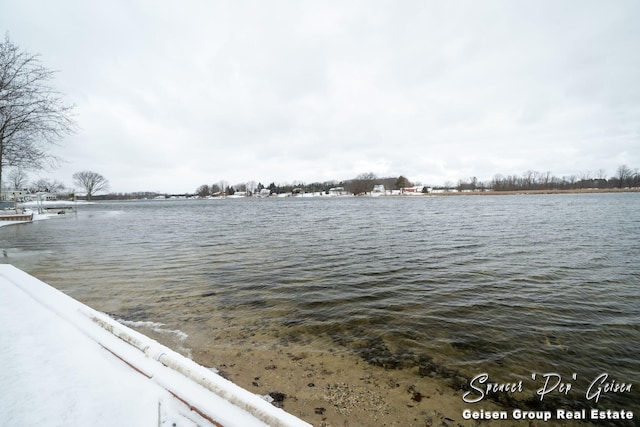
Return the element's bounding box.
[2,193,639,410]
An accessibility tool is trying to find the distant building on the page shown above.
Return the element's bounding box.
[1,189,29,202]
[401,186,426,194]
[372,185,386,195]
[1,190,57,202]
[328,187,346,196]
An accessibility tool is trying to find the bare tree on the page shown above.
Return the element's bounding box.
[540,171,553,189]
[5,167,28,189]
[195,184,210,197]
[522,170,537,190]
[348,172,377,195]
[0,35,76,191]
[578,171,593,189]
[633,168,640,188]
[30,177,66,194]
[73,171,109,201]
[246,181,257,195]
[615,164,632,188]
[219,180,228,195]
[395,175,411,190]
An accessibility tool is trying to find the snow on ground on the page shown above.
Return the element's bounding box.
[17,200,93,207]
[0,265,311,427]
[0,202,85,227]
[0,213,60,228]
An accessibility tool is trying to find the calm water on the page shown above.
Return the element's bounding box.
[2,193,639,411]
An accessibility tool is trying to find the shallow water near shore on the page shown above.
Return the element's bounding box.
[2,193,639,425]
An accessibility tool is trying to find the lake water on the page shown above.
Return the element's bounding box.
[2,193,639,413]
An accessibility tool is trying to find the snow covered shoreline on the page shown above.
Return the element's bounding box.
[0,265,311,426]
[0,199,90,227]
[0,212,58,227]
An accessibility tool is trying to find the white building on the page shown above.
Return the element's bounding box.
[1,189,28,202]
[371,184,386,195]
[328,187,346,196]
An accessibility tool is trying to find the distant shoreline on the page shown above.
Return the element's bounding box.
[20,187,639,203]
[423,188,640,197]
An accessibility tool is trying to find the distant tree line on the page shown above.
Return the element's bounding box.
[90,191,164,201]
[454,165,639,192]
[4,165,638,201]
[189,165,639,198]
[192,173,415,197]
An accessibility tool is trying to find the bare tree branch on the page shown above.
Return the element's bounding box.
[0,34,76,190]
[73,170,109,201]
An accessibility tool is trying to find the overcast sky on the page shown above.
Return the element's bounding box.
[2,0,639,193]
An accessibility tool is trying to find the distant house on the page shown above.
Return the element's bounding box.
[328,187,346,196]
[1,189,29,202]
[372,185,386,195]
[1,190,57,202]
[401,186,426,194]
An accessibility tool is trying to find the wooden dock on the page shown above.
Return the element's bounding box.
[0,212,33,221]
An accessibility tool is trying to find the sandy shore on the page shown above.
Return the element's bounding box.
[131,322,597,427]
[191,343,597,427]
[195,343,486,427]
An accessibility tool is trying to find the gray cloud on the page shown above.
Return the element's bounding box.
[2,0,639,193]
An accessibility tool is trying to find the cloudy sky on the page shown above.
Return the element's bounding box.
[2,0,639,193]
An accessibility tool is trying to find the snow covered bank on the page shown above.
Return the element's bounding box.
[0,265,311,427]
[0,211,61,228]
[18,200,92,208]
